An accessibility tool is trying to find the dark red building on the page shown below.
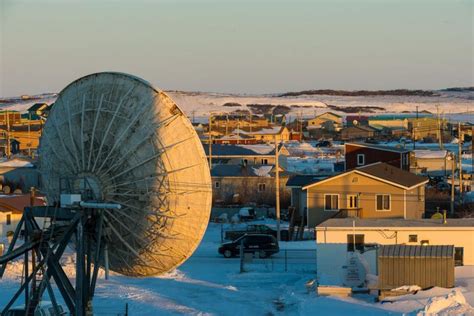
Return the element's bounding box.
[345,142,411,171]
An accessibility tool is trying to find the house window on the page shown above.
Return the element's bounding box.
[376,194,390,211]
[258,183,266,192]
[455,247,464,266]
[347,234,364,252]
[214,181,220,189]
[324,194,339,211]
[357,154,365,166]
[242,159,248,165]
[347,195,358,209]
[6,214,11,225]
[261,158,268,165]
[409,234,418,242]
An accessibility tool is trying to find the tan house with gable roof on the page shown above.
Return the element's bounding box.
[302,162,428,228]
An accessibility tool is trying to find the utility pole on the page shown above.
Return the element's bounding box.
[208,114,212,169]
[436,105,443,150]
[413,106,418,150]
[225,114,228,136]
[450,152,455,215]
[274,136,281,242]
[6,110,11,158]
[458,122,463,200]
[28,112,32,157]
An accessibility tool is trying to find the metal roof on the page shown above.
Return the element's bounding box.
[356,162,428,188]
[316,218,474,228]
[379,245,454,258]
[346,142,412,153]
[286,174,331,187]
[203,144,280,156]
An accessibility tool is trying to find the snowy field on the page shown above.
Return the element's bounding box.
[1,90,473,123]
[1,222,473,315]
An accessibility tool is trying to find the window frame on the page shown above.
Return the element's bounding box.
[323,194,340,211]
[375,194,391,211]
[357,154,365,166]
[347,194,359,209]
[258,183,266,192]
[214,181,220,189]
[409,234,418,242]
[455,247,464,266]
[6,214,11,225]
[347,234,365,252]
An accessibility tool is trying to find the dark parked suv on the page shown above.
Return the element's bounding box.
[218,234,279,258]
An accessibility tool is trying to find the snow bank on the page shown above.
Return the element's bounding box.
[417,289,473,315]
[392,285,422,293]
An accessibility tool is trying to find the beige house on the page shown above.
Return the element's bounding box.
[408,117,447,140]
[410,150,455,176]
[0,195,46,237]
[302,162,428,228]
[316,218,474,266]
[248,126,290,142]
[307,112,342,128]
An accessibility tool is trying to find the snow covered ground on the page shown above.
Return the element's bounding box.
[1,222,473,315]
[1,90,473,123]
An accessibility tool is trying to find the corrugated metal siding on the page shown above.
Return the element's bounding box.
[378,245,454,289]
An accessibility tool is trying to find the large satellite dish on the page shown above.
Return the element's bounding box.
[0,72,212,315]
[39,72,212,276]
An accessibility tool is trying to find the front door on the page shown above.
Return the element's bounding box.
[347,195,358,209]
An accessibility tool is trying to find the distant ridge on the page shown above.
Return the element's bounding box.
[278,89,437,97]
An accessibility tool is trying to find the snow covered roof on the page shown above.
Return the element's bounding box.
[247,126,283,135]
[211,164,274,177]
[414,150,447,159]
[316,218,474,228]
[204,144,278,156]
[0,159,34,168]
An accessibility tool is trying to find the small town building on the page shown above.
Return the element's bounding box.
[301,162,428,227]
[368,115,410,130]
[408,116,447,141]
[0,159,39,192]
[213,132,256,145]
[27,103,50,118]
[307,112,342,128]
[344,142,411,171]
[346,115,369,127]
[211,164,290,206]
[0,194,46,237]
[247,126,290,142]
[0,111,22,125]
[211,114,270,130]
[378,245,455,291]
[315,218,474,266]
[204,143,289,166]
[410,150,455,176]
[340,126,376,141]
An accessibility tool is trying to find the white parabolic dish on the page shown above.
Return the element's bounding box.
[39,72,212,277]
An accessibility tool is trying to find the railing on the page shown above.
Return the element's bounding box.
[240,249,317,273]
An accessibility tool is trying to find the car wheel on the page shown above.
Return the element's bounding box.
[223,250,233,258]
[258,250,268,258]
